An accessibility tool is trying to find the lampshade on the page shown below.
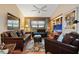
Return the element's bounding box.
[26,25,28,27]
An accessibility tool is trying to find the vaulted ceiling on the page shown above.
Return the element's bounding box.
[16,4,58,17]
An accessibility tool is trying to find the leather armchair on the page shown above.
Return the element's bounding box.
[45,32,79,54]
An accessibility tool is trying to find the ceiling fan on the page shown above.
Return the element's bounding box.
[32,5,47,13]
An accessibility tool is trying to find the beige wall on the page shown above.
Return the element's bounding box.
[24,18,31,32]
[0,4,24,33]
[0,4,24,44]
[51,4,79,33]
[51,4,79,19]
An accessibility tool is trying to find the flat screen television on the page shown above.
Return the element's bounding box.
[7,13,20,30]
[53,24,62,32]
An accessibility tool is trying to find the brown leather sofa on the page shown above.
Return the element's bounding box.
[1,30,31,51]
[47,32,61,40]
[45,32,79,54]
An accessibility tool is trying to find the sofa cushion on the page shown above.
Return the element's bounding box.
[10,31,18,37]
[71,39,79,46]
[16,31,21,37]
[10,32,15,37]
[4,33,9,37]
[13,32,19,37]
[62,34,75,44]
[57,33,64,42]
[48,34,54,40]
[20,30,25,35]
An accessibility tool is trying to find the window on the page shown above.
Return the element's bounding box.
[38,21,45,28]
[31,20,45,28]
[12,20,19,27]
[8,20,19,30]
[7,13,20,30]
[8,20,13,26]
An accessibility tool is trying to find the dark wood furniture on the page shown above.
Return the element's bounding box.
[1,30,31,51]
[37,29,48,37]
[34,35,42,43]
[32,32,48,38]
[45,32,79,54]
[32,29,48,38]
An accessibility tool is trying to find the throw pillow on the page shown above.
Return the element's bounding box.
[10,32,15,37]
[4,33,8,37]
[57,33,64,42]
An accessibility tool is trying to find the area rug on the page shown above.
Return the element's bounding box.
[23,39,45,54]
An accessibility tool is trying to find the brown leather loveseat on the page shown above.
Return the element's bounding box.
[1,30,31,51]
[45,32,79,54]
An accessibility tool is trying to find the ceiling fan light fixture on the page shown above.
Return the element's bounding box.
[32,5,47,13]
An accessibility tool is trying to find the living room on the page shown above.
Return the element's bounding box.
[0,4,79,54]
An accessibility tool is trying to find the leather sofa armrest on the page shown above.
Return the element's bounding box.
[52,40,77,48]
[2,37,23,44]
[3,37,23,39]
[3,37,24,51]
[53,40,78,53]
[45,39,78,53]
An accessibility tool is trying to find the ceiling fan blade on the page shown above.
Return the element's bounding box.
[41,5,47,10]
[33,5,39,10]
[32,10,37,11]
[41,10,47,12]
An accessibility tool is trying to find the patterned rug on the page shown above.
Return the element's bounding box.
[23,39,45,54]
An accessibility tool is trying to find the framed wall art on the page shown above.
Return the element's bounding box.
[65,11,76,29]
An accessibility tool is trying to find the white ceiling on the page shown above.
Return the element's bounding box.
[17,4,58,17]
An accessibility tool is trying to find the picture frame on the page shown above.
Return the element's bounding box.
[7,13,20,30]
[65,11,76,29]
[52,15,62,32]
